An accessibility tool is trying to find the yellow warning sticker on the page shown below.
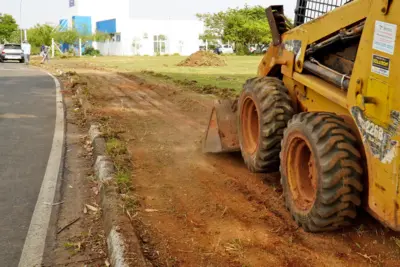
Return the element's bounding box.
[371,54,390,77]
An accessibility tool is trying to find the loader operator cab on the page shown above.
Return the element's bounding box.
[294,0,352,26]
[203,0,400,233]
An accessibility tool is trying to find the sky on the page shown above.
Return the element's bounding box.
[0,0,294,28]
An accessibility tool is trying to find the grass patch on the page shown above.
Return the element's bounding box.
[63,242,83,255]
[106,138,128,158]
[116,170,132,193]
[103,132,138,213]
[124,195,140,211]
[105,137,133,195]
[46,55,262,94]
[138,70,238,98]
[105,138,129,171]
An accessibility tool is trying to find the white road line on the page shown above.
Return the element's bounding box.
[18,71,65,267]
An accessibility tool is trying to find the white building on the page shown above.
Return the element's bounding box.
[60,0,204,56]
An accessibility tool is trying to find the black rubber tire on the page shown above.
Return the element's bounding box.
[238,77,294,173]
[280,112,363,232]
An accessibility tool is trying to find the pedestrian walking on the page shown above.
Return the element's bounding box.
[21,40,31,65]
[41,45,49,64]
[40,44,45,57]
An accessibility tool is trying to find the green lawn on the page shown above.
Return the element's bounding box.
[49,55,263,93]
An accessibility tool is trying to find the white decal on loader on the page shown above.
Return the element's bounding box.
[352,107,398,164]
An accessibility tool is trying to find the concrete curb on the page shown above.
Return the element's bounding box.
[95,155,115,182]
[73,86,148,266]
[107,227,127,267]
[90,126,130,267]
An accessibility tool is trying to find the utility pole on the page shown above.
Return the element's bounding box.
[20,0,23,43]
[52,38,55,58]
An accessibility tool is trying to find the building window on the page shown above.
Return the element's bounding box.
[143,33,148,39]
[153,35,167,55]
[116,33,121,42]
[132,38,141,55]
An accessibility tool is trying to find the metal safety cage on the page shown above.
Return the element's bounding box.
[294,0,350,26]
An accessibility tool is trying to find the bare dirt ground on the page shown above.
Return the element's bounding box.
[53,67,400,267]
[43,90,107,266]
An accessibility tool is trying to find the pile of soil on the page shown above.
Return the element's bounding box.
[177,51,227,67]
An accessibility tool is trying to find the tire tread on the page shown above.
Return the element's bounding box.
[240,77,294,173]
[281,112,363,232]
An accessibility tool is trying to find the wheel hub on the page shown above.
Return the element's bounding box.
[241,96,260,154]
[286,133,317,211]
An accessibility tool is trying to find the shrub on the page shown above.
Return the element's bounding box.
[234,44,247,55]
[83,47,101,56]
[31,46,40,55]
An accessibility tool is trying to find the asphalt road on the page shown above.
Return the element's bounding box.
[0,62,56,266]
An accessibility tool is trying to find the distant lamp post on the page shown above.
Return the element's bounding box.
[20,0,23,43]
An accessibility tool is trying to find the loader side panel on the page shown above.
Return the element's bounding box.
[348,1,400,230]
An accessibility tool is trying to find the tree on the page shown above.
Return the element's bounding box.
[52,28,79,44]
[197,6,272,54]
[0,14,18,42]
[88,31,109,42]
[27,24,54,47]
[196,11,226,42]
[8,30,21,43]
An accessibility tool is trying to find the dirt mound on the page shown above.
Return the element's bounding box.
[177,51,227,67]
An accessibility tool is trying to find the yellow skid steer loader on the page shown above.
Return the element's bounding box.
[203,0,400,232]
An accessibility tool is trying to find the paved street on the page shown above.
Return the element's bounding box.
[0,62,56,266]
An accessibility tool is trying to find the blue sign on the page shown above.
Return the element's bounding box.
[59,19,68,31]
[69,0,75,7]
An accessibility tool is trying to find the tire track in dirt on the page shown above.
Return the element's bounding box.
[102,74,206,135]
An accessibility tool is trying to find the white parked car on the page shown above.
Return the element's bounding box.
[0,43,24,63]
[215,44,234,55]
[249,45,269,54]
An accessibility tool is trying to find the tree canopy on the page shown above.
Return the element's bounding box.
[197,5,272,53]
[8,30,21,43]
[52,28,80,44]
[0,14,18,42]
[30,25,106,45]
[0,16,112,55]
[27,24,54,46]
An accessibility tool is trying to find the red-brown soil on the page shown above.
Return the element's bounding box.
[61,70,400,267]
[177,51,227,67]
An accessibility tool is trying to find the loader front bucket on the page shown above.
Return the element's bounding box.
[202,99,240,153]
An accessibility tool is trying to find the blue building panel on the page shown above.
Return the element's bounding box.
[96,19,117,33]
[72,16,92,35]
[59,19,68,31]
